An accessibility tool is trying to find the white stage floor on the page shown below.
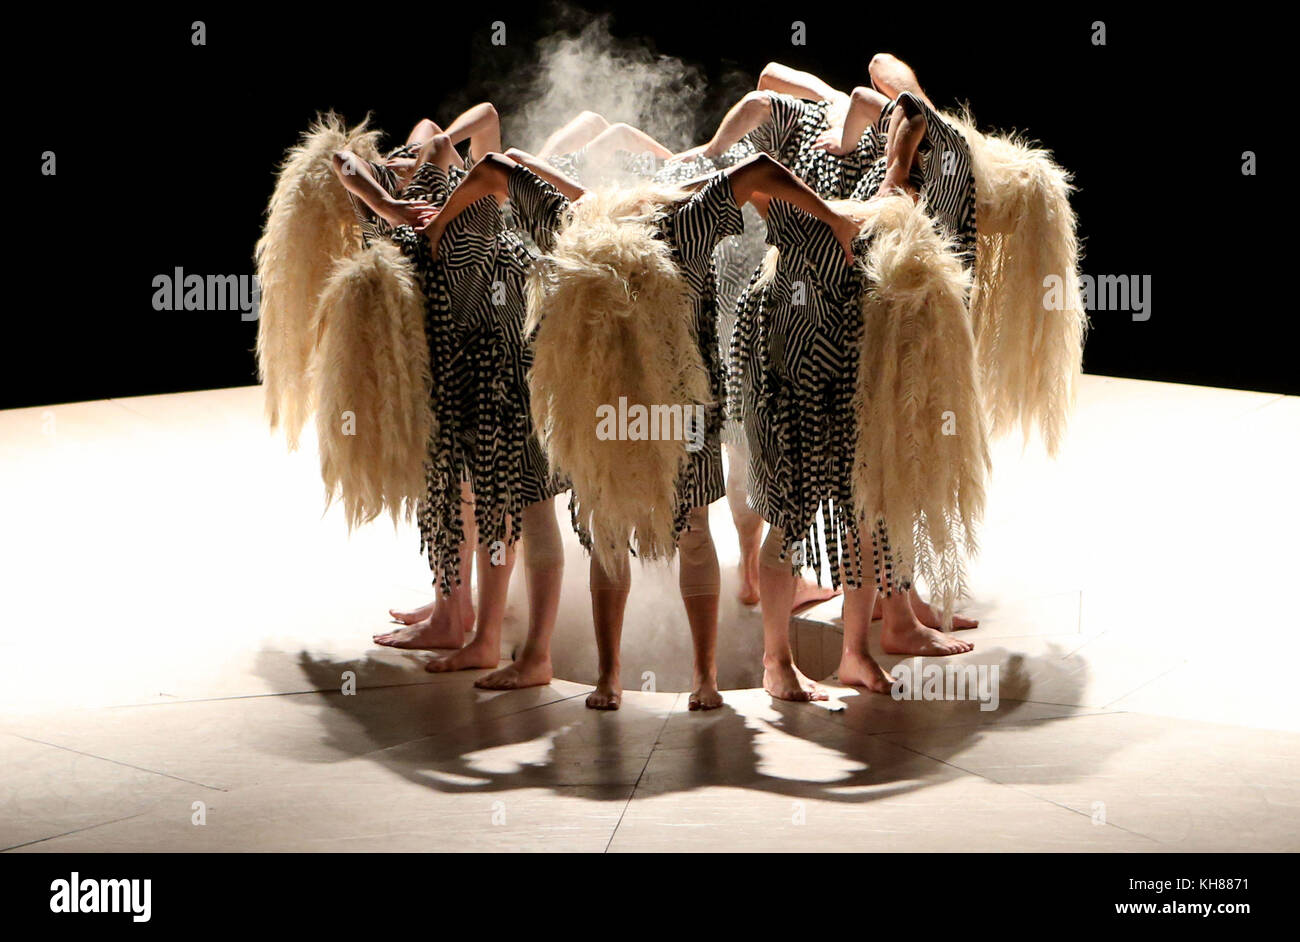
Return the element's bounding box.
[1,375,1298,851]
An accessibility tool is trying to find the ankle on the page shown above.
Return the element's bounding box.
[762,651,794,669]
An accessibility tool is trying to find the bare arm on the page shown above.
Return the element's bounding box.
[423,153,513,255]
[331,150,435,229]
[726,154,858,262]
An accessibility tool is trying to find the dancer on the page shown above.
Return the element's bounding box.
[323,114,567,690]
[728,181,989,700]
[321,105,500,651]
[691,61,986,629]
[516,148,860,710]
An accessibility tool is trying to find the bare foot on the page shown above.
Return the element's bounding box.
[425,637,501,673]
[792,577,840,613]
[763,658,828,702]
[737,562,760,606]
[378,597,475,649]
[909,590,978,630]
[374,617,465,651]
[837,648,894,693]
[389,600,436,625]
[475,655,554,690]
[689,673,724,711]
[586,673,622,710]
[880,612,974,657]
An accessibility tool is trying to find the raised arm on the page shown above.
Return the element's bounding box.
[503,148,587,201]
[331,150,436,230]
[725,154,859,262]
[422,153,514,254]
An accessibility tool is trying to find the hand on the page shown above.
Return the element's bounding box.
[382,199,438,231]
[811,128,850,156]
[831,213,860,266]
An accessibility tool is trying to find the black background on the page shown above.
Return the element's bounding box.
[5,3,1291,410]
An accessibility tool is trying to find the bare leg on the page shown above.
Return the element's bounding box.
[814,86,889,155]
[442,102,501,164]
[585,122,674,160]
[868,53,935,109]
[879,96,927,198]
[405,118,442,147]
[539,111,609,159]
[587,553,629,709]
[758,526,827,701]
[678,507,722,710]
[726,444,764,605]
[476,498,564,689]
[426,526,517,672]
[378,482,477,648]
[835,539,893,692]
[757,61,846,105]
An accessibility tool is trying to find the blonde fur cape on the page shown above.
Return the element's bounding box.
[948,113,1087,456]
[526,183,706,574]
[849,194,990,626]
[310,240,433,530]
[254,113,382,448]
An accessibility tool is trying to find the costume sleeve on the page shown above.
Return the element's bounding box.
[671,173,746,264]
[745,92,810,159]
[506,165,570,253]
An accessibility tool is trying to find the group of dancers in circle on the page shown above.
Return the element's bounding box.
[256,54,1087,710]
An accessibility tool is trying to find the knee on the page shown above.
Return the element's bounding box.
[757,61,785,89]
[851,85,886,109]
[423,131,456,162]
[413,118,442,139]
[742,90,774,120]
[869,52,901,86]
[578,110,609,130]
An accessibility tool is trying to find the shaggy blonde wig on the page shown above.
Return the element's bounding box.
[310,240,433,530]
[848,194,990,626]
[254,112,382,448]
[947,112,1087,456]
[526,182,707,575]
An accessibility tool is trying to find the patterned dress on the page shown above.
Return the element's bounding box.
[728,200,869,589]
[851,92,978,261]
[347,152,562,595]
[508,167,744,538]
[746,93,879,200]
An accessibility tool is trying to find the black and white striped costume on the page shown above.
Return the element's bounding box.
[746,93,878,200]
[509,167,744,539]
[367,159,562,595]
[727,199,869,589]
[852,92,977,261]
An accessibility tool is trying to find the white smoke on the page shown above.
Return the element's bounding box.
[504,12,709,156]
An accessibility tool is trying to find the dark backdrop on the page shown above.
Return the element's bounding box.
[5,4,1291,410]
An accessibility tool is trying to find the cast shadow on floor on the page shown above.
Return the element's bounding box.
[254,640,1095,805]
